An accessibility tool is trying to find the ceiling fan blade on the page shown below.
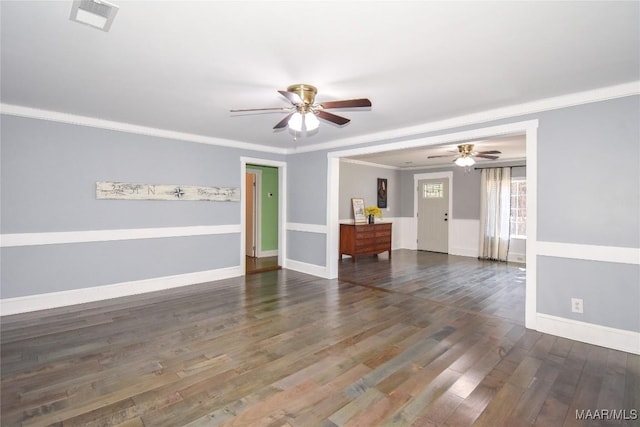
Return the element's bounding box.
[320,98,372,109]
[278,90,303,105]
[474,154,500,160]
[475,150,502,155]
[316,110,350,126]
[273,112,295,129]
[427,154,456,159]
[230,107,291,113]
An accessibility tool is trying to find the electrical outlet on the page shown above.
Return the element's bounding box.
[571,298,584,314]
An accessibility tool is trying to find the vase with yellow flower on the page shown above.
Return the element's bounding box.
[364,206,382,224]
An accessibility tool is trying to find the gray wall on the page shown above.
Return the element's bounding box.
[536,98,640,248]
[338,160,400,220]
[1,235,239,298]
[399,166,481,219]
[287,95,639,333]
[398,161,526,219]
[287,151,328,225]
[537,256,640,331]
[287,230,326,266]
[3,95,639,335]
[1,116,243,233]
[1,115,284,298]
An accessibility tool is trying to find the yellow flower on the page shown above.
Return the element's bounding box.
[364,206,382,218]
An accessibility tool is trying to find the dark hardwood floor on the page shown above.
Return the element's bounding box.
[246,256,281,275]
[1,250,638,426]
[339,251,526,325]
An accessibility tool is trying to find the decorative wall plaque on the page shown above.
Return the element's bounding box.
[96,181,240,201]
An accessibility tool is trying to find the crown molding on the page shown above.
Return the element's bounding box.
[289,81,640,154]
[2,81,637,156]
[339,158,401,170]
[0,104,288,155]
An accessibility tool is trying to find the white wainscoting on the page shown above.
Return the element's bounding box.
[384,217,482,258]
[1,225,246,315]
[338,217,481,257]
[449,219,480,258]
[286,222,330,278]
[534,242,640,353]
[396,217,418,250]
[507,237,527,263]
[0,266,243,316]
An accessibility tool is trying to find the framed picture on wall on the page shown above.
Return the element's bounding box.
[377,178,387,208]
[351,198,367,223]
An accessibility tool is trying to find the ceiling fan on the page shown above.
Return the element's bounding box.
[230,84,372,132]
[428,144,501,167]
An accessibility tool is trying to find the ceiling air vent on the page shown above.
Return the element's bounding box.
[70,0,119,32]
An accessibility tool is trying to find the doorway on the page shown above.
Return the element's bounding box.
[327,120,537,329]
[417,178,450,253]
[245,165,281,274]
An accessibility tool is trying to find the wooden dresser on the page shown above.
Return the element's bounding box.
[340,223,392,261]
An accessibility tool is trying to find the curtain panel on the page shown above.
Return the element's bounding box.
[479,167,511,261]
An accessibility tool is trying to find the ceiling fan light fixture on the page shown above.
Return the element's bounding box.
[70,0,119,32]
[288,112,303,132]
[305,112,319,131]
[455,156,475,167]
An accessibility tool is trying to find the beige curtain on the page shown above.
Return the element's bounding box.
[479,167,511,261]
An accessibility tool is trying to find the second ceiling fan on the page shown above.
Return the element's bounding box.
[428,144,501,167]
[230,84,372,132]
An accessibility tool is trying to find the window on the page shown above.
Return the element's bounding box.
[510,178,526,238]
[423,183,443,198]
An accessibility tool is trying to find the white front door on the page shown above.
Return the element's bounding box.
[417,178,449,253]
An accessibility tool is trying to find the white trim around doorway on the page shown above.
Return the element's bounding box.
[327,119,539,330]
[240,157,287,273]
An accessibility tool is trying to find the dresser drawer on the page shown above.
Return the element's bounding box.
[340,223,393,261]
[374,230,391,239]
[355,230,376,239]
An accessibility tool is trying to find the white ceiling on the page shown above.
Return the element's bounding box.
[1,1,638,158]
[346,134,526,169]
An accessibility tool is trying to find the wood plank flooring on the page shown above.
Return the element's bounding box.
[246,256,281,275]
[1,250,638,426]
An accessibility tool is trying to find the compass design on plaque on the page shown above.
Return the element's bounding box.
[173,187,185,198]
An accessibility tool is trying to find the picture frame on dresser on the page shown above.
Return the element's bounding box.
[351,198,367,224]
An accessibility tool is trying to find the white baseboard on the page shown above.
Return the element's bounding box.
[508,252,526,263]
[450,247,479,258]
[536,313,640,355]
[285,259,328,279]
[0,266,243,316]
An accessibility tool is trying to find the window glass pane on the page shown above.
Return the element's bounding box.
[423,183,443,198]
[510,179,527,237]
